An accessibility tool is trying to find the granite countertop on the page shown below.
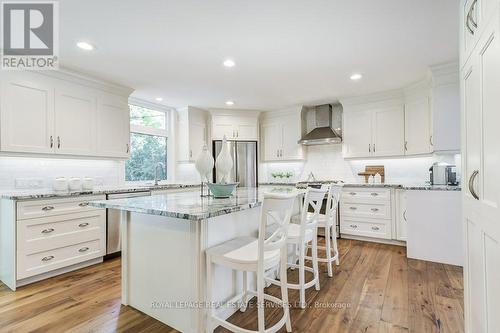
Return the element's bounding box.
[89,186,304,221]
[259,181,461,191]
[0,183,199,200]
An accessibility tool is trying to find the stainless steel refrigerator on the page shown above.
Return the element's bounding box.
[212,140,258,187]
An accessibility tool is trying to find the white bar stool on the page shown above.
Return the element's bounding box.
[305,183,342,277]
[271,187,327,309]
[205,192,297,333]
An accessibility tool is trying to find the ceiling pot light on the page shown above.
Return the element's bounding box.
[155,97,163,102]
[350,73,363,81]
[77,41,94,51]
[223,59,235,68]
[225,100,234,106]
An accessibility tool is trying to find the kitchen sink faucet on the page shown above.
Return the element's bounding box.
[154,162,165,186]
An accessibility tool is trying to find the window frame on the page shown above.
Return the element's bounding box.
[125,98,174,183]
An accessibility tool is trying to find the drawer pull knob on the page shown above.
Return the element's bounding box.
[78,202,89,207]
[41,228,55,234]
[371,208,379,212]
[79,247,90,253]
[349,207,357,210]
[78,222,89,228]
[371,193,379,196]
[42,255,54,262]
[349,224,358,229]
[42,206,55,211]
[349,192,357,196]
[371,226,380,231]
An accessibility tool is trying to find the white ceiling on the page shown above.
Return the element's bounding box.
[59,0,459,111]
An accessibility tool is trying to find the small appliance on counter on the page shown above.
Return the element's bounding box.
[429,162,458,185]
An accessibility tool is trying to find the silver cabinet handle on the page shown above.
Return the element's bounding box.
[371,193,379,196]
[42,255,54,262]
[57,136,61,149]
[371,208,379,212]
[466,10,474,34]
[78,222,89,228]
[189,150,193,158]
[404,141,408,151]
[403,210,407,222]
[469,0,478,28]
[429,135,433,146]
[42,206,55,211]
[78,247,90,253]
[276,150,279,158]
[373,144,376,153]
[236,130,239,138]
[232,130,235,138]
[126,143,130,153]
[468,170,479,200]
[369,144,371,153]
[50,136,54,148]
[371,226,380,231]
[349,224,358,229]
[78,202,89,207]
[41,228,54,234]
[349,206,357,210]
[349,192,357,196]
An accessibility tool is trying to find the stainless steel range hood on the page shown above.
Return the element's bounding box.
[298,103,343,145]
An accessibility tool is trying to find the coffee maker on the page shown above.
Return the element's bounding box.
[429,162,458,185]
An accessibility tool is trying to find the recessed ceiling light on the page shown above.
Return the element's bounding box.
[223,59,235,68]
[350,73,363,81]
[77,41,94,51]
[155,97,163,102]
[225,100,234,106]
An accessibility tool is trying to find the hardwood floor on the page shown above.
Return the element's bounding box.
[0,239,463,333]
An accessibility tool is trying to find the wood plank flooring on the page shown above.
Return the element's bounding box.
[0,239,463,333]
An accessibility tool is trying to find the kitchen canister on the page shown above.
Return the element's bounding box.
[68,177,81,191]
[82,177,94,190]
[53,177,68,191]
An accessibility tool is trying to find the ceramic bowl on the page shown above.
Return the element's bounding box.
[207,182,238,198]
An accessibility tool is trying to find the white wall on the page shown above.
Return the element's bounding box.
[259,144,460,184]
[0,156,124,190]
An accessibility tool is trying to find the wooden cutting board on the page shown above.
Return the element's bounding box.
[358,165,385,183]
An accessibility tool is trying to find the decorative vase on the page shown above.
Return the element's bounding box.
[195,144,214,182]
[215,135,233,184]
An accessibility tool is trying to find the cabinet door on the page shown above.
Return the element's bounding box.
[235,123,258,141]
[54,85,97,156]
[372,106,405,157]
[0,72,55,154]
[281,114,304,160]
[404,98,431,155]
[261,123,281,161]
[96,93,130,158]
[343,110,372,158]
[189,122,206,160]
[212,116,235,140]
[397,190,408,241]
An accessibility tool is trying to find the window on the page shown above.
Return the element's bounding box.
[125,103,169,182]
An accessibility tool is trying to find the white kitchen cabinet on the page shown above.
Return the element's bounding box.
[343,105,404,158]
[404,97,432,155]
[211,112,259,141]
[55,86,97,156]
[396,190,408,241]
[0,71,55,154]
[177,107,208,162]
[260,111,304,161]
[96,93,130,158]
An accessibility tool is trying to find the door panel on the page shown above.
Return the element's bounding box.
[372,106,405,157]
[261,123,281,161]
[96,93,130,158]
[0,72,54,153]
[405,97,431,155]
[281,114,303,160]
[236,142,257,187]
[343,110,372,158]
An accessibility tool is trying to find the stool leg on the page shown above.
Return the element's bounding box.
[325,225,333,277]
[240,271,248,312]
[332,226,340,265]
[290,244,298,270]
[280,248,292,332]
[312,232,320,291]
[206,255,213,333]
[257,269,265,332]
[298,243,306,309]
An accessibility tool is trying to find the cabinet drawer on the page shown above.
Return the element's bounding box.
[342,188,391,202]
[341,201,391,219]
[340,218,391,239]
[17,195,105,220]
[17,238,104,280]
[17,210,106,255]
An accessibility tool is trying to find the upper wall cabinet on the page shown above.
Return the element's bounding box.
[260,109,304,161]
[404,97,432,155]
[211,110,259,141]
[177,106,208,162]
[0,70,133,159]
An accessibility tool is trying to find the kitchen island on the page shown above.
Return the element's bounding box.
[90,186,301,333]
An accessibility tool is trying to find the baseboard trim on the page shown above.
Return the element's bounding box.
[341,234,406,247]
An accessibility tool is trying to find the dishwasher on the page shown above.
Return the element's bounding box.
[105,191,151,258]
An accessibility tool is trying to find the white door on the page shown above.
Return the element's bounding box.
[261,122,281,161]
[189,122,206,161]
[397,190,408,241]
[462,14,500,333]
[0,72,55,154]
[404,98,431,155]
[372,106,405,157]
[281,114,303,160]
[343,110,372,158]
[54,86,97,156]
[96,93,130,158]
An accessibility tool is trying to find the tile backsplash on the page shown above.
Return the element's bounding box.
[0,156,125,190]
